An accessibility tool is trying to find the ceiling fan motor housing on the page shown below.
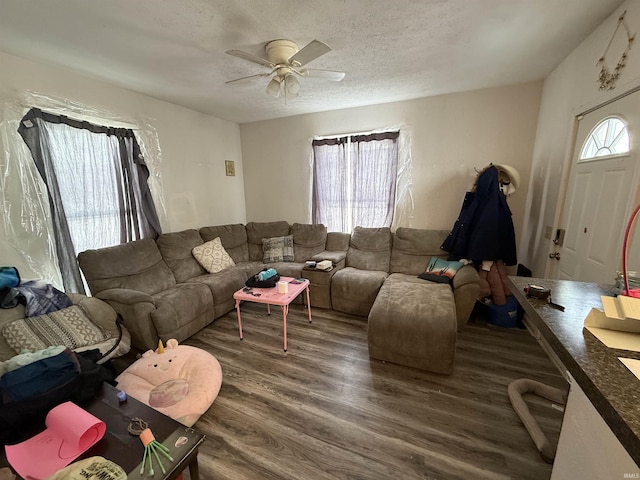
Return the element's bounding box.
[265,39,299,65]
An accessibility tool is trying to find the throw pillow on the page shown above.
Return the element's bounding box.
[262,235,294,263]
[418,257,464,284]
[192,237,235,273]
[2,305,111,352]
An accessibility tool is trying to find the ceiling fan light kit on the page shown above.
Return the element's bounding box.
[226,38,345,101]
[266,77,282,97]
[285,75,300,96]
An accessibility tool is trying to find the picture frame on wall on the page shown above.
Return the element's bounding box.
[225,160,235,176]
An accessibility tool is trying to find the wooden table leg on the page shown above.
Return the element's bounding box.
[188,455,200,480]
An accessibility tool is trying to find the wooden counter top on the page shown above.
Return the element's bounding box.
[508,276,640,465]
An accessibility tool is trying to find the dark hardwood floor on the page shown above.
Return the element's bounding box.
[183,303,567,480]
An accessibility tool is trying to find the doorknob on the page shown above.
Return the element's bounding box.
[549,252,560,260]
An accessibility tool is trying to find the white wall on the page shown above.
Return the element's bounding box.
[522,1,640,276]
[241,82,542,251]
[0,50,245,282]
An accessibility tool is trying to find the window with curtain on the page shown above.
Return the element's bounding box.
[312,131,399,233]
[18,108,162,293]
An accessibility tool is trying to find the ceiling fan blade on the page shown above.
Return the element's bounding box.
[226,72,272,84]
[225,49,274,68]
[288,40,331,67]
[300,69,346,81]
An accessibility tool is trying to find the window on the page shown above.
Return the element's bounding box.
[18,108,161,293]
[312,131,399,233]
[579,116,630,161]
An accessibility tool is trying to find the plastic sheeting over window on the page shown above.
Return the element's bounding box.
[0,91,166,289]
[308,126,414,232]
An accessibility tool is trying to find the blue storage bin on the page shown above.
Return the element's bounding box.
[487,296,520,328]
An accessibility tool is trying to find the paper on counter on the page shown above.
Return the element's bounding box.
[601,295,640,320]
[584,308,640,351]
[619,357,640,381]
[584,307,640,333]
[586,327,640,351]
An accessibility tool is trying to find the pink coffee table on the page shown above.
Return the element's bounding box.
[233,276,312,351]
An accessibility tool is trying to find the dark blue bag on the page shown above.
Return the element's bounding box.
[0,349,106,445]
[0,350,79,403]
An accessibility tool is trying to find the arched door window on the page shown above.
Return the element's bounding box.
[579,116,630,161]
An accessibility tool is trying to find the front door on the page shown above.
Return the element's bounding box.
[556,93,640,283]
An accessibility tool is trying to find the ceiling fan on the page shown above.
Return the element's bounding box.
[225,39,346,99]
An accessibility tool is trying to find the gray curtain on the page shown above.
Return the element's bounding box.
[312,131,399,233]
[18,108,162,293]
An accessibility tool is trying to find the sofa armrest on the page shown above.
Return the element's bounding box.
[451,265,481,330]
[96,288,155,306]
[95,288,159,351]
[311,250,347,269]
[452,265,480,289]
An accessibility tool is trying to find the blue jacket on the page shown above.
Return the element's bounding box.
[441,166,517,265]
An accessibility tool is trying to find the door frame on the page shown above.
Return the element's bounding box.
[545,78,640,279]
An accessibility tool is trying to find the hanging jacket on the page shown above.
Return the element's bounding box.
[441,166,517,265]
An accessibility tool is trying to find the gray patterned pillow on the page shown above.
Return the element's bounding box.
[2,305,111,352]
[262,235,294,263]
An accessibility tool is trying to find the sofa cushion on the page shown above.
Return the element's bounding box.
[262,235,294,263]
[187,268,249,319]
[346,227,392,272]
[325,232,351,252]
[156,229,206,283]
[78,238,176,296]
[368,274,457,374]
[390,228,449,275]
[331,267,388,316]
[291,223,327,262]
[192,237,236,273]
[246,221,291,261]
[263,262,305,279]
[200,224,250,264]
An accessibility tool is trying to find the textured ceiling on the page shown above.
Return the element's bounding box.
[0,0,626,124]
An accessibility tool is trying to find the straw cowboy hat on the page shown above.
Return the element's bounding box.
[494,164,520,195]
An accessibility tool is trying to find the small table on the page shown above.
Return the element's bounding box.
[84,383,205,480]
[234,276,312,351]
[2,383,205,480]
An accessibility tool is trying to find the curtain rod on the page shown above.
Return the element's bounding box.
[578,83,640,119]
[313,127,400,140]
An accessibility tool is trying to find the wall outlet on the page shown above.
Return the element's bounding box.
[544,225,552,240]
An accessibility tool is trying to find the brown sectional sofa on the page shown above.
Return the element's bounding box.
[78,221,481,373]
